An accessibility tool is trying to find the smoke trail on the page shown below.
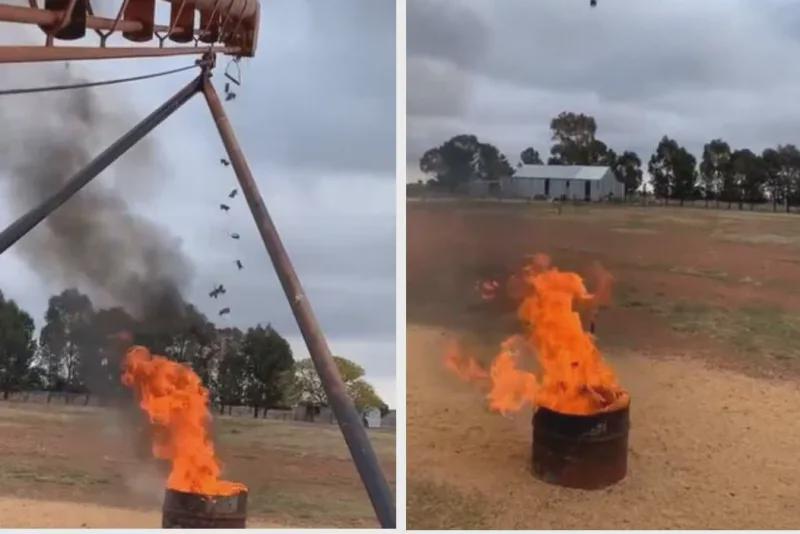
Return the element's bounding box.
[0,48,193,324]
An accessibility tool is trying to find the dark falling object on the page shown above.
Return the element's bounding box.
[220,203,230,211]
[230,233,240,239]
[209,284,226,298]
[236,260,243,270]
[228,189,238,198]
[590,0,597,6]
[220,158,230,166]
[225,92,236,101]
[218,307,231,316]
[162,488,247,528]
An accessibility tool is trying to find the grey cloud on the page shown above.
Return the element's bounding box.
[408,0,800,184]
[226,0,395,177]
[408,0,489,68]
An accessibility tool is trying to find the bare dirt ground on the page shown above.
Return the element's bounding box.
[0,402,395,528]
[407,200,800,529]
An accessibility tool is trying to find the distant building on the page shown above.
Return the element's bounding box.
[505,164,624,201]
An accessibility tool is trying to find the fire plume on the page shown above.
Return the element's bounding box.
[121,346,246,496]
[446,254,628,416]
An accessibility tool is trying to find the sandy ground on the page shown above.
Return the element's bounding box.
[407,324,800,529]
[0,497,280,528]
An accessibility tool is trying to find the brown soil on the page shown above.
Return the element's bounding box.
[407,201,800,529]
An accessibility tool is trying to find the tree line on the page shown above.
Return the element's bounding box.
[0,288,386,417]
[416,111,800,212]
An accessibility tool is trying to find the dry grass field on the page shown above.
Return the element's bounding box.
[0,402,395,528]
[407,200,800,529]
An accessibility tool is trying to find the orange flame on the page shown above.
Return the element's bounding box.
[121,346,246,496]
[444,341,488,383]
[447,254,628,416]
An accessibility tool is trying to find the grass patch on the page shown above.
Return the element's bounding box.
[712,230,800,248]
[0,465,113,486]
[407,478,492,530]
[248,482,367,523]
[651,300,800,362]
[215,417,394,460]
[668,266,729,281]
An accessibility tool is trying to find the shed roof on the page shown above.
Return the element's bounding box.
[514,164,611,181]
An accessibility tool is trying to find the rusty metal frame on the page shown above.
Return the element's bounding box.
[0,44,239,63]
[93,0,130,46]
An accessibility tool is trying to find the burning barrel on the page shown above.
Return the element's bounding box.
[162,488,247,528]
[532,404,629,490]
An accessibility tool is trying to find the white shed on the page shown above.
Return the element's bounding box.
[363,407,382,428]
[504,164,624,201]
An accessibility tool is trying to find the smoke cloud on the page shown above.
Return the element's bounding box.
[0,56,193,325]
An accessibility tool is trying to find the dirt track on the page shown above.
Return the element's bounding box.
[408,324,800,529]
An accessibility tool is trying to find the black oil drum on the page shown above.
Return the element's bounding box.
[162,488,247,528]
[532,404,629,489]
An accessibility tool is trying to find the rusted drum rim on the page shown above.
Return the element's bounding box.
[532,403,630,490]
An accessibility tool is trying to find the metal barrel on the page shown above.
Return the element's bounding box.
[532,404,629,490]
[162,489,247,528]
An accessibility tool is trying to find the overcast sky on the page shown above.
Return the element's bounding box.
[408,0,800,183]
[0,0,396,406]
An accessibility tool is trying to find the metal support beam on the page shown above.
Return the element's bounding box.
[0,45,239,63]
[0,74,202,255]
[200,74,396,529]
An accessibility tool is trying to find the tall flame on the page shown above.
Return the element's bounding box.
[121,346,246,496]
[446,254,629,416]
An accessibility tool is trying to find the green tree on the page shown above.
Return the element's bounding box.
[475,143,514,182]
[612,151,643,197]
[39,289,94,391]
[731,149,766,210]
[762,145,800,213]
[671,147,698,206]
[520,147,543,165]
[648,136,678,203]
[0,291,37,399]
[648,136,697,205]
[700,139,732,208]
[295,356,386,412]
[215,327,247,414]
[420,135,514,191]
[243,325,295,417]
[548,112,614,165]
